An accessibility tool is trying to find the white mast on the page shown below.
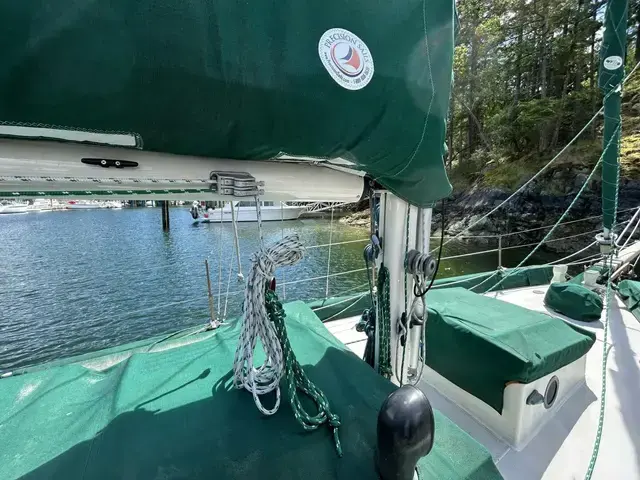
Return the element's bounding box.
[377,192,429,384]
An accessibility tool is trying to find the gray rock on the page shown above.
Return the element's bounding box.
[467,215,494,232]
[571,173,589,192]
[446,219,466,234]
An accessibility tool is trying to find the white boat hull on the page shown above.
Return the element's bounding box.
[67,203,103,210]
[0,204,28,214]
[194,205,304,223]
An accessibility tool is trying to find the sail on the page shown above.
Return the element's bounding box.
[0,1,455,207]
[599,0,628,231]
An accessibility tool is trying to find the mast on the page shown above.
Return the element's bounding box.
[599,0,628,240]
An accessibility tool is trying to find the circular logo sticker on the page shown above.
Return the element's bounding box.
[318,28,374,90]
[603,56,623,71]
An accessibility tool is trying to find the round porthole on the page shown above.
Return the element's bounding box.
[544,376,559,409]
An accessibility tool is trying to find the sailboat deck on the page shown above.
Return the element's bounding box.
[331,285,640,479]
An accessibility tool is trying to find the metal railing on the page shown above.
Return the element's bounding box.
[437,209,639,270]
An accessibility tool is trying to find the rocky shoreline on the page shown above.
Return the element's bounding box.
[341,166,640,254]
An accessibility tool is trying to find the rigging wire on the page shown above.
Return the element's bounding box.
[484,124,621,293]
[619,207,640,248]
[433,207,637,241]
[440,60,640,251]
[230,201,244,281]
[325,206,334,297]
[217,202,224,314]
[549,241,597,265]
[281,201,287,299]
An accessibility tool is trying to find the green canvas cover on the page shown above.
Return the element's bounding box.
[599,0,627,230]
[309,294,372,322]
[0,0,456,207]
[618,279,640,321]
[424,288,596,412]
[544,282,603,322]
[0,301,502,480]
[431,266,553,293]
[311,266,554,323]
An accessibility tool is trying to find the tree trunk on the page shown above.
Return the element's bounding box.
[538,0,550,152]
[635,0,640,63]
[554,1,581,146]
[572,0,585,135]
[589,0,598,139]
[447,95,455,170]
[467,24,479,155]
[514,0,524,106]
[540,8,550,99]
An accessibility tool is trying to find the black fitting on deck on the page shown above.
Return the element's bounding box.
[376,385,435,480]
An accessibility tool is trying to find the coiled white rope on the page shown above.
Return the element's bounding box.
[233,234,305,415]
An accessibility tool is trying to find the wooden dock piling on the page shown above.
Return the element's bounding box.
[161,201,170,230]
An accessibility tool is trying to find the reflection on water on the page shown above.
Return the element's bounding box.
[0,208,549,371]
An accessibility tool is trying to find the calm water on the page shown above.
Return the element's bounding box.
[0,208,549,371]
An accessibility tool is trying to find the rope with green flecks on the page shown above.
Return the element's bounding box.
[234,234,341,456]
[377,264,393,378]
[397,205,411,384]
[584,254,614,480]
[584,105,621,479]
[265,289,343,457]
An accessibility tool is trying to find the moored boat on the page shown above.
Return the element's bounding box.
[0,202,28,214]
[190,201,305,224]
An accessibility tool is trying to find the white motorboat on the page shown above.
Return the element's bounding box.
[0,202,28,214]
[66,200,106,210]
[27,198,54,212]
[189,201,305,224]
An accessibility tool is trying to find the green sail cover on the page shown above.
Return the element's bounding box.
[599,0,627,229]
[0,1,455,207]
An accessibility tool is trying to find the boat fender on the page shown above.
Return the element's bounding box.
[376,385,435,480]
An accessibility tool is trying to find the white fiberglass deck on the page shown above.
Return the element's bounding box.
[328,285,640,480]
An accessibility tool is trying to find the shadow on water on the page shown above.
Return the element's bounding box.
[17,346,500,480]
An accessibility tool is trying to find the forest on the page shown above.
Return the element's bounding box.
[449,0,640,190]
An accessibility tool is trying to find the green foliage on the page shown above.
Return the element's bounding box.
[621,133,640,179]
[449,0,640,190]
[483,161,529,189]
